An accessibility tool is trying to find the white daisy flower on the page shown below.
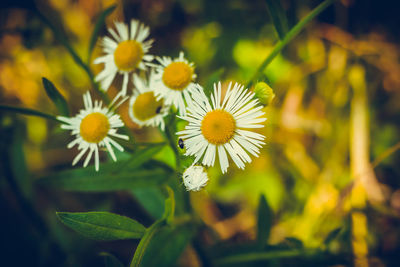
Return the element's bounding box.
[153,52,197,115]
[57,92,129,171]
[182,165,209,191]
[94,19,154,97]
[128,73,168,130]
[177,82,266,173]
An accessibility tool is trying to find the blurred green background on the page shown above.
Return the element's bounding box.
[0,0,400,266]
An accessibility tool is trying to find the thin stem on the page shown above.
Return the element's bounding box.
[247,0,336,87]
[0,105,62,123]
[165,115,181,171]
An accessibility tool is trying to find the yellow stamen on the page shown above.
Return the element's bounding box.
[162,62,193,90]
[80,112,110,143]
[201,110,235,145]
[133,92,163,121]
[114,40,143,71]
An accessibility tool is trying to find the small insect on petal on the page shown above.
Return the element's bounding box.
[178,138,185,149]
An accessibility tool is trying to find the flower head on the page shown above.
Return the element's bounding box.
[153,52,197,115]
[128,73,168,130]
[94,20,154,97]
[177,82,266,173]
[254,82,275,106]
[182,165,209,191]
[57,92,129,171]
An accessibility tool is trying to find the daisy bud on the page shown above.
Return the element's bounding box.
[254,82,275,106]
[182,165,209,192]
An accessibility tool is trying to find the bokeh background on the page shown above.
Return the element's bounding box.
[1,0,400,266]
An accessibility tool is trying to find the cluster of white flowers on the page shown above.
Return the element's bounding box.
[58,19,267,192]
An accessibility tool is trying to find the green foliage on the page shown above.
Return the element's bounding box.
[163,186,175,223]
[135,223,195,267]
[130,187,193,267]
[56,212,146,241]
[87,5,116,63]
[257,194,273,247]
[37,143,169,192]
[37,167,168,192]
[131,187,165,219]
[265,0,289,40]
[0,104,60,122]
[123,143,166,170]
[42,77,70,116]
[100,252,125,267]
[324,227,342,246]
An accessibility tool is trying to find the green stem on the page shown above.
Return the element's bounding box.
[0,105,62,123]
[130,219,166,267]
[165,115,181,171]
[247,0,336,87]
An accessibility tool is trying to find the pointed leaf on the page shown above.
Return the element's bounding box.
[87,5,116,62]
[131,187,165,219]
[284,237,303,248]
[42,77,69,116]
[100,252,125,267]
[118,143,165,171]
[163,186,175,223]
[257,194,273,246]
[57,212,146,241]
[324,227,342,246]
[37,168,168,192]
[265,0,289,40]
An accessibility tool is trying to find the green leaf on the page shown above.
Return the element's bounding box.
[130,221,195,267]
[324,227,342,246]
[10,121,32,199]
[87,5,116,63]
[37,143,169,192]
[257,194,273,247]
[131,187,165,219]
[284,237,303,248]
[118,143,165,171]
[57,212,146,241]
[38,167,168,192]
[265,0,289,40]
[138,224,195,267]
[100,252,125,267]
[0,104,61,122]
[163,186,175,224]
[130,186,192,267]
[42,77,69,116]
[130,219,166,267]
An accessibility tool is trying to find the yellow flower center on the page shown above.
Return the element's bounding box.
[133,92,163,121]
[201,110,236,145]
[80,112,110,143]
[114,40,143,71]
[162,62,193,90]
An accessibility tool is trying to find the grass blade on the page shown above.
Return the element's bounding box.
[265,0,289,40]
[87,5,116,63]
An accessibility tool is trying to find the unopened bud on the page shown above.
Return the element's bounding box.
[254,82,275,106]
[182,165,208,191]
